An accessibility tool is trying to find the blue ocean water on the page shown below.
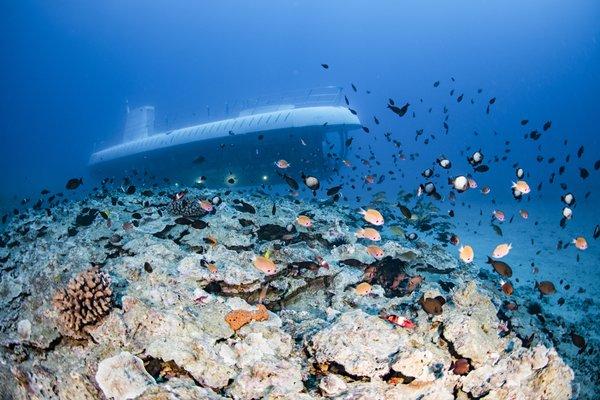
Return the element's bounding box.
[1,1,599,397]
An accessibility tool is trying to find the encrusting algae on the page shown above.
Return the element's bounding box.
[225,304,269,332]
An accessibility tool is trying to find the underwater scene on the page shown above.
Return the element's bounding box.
[1,1,599,399]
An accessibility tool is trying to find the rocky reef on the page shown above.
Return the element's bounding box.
[0,187,588,399]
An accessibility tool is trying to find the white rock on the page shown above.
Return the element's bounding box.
[17,319,31,341]
[95,351,155,400]
[319,374,347,397]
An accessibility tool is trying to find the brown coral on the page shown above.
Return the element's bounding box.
[52,266,113,339]
[225,304,269,331]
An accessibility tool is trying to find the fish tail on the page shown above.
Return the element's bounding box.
[486,256,493,264]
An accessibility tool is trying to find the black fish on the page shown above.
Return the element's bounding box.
[279,173,299,190]
[373,116,380,125]
[191,220,209,229]
[543,121,552,131]
[433,81,440,87]
[41,189,50,195]
[474,165,489,173]
[457,94,463,102]
[595,160,600,170]
[349,108,357,115]
[193,155,206,164]
[175,217,193,225]
[326,185,343,196]
[233,200,256,214]
[579,168,589,179]
[272,203,276,215]
[65,178,83,190]
[345,137,353,147]
[387,102,409,117]
[491,223,503,236]
[489,97,496,104]
[520,119,529,126]
[321,63,329,69]
[123,185,136,195]
[362,126,370,133]
[67,227,78,237]
[239,218,254,227]
[351,83,357,92]
[594,225,599,240]
[398,204,412,219]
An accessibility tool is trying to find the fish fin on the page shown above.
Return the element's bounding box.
[486,256,493,264]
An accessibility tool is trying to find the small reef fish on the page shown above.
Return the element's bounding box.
[536,281,556,295]
[486,257,513,277]
[492,243,512,258]
[360,208,384,225]
[355,282,372,295]
[356,228,381,241]
[511,180,531,194]
[562,207,573,220]
[253,256,277,275]
[459,245,474,263]
[65,178,83,190]
[448,176,468,192]
[492,210,505,222]
[573,237,587,250]
[519,209,529,219]
[383,314,415,329]
[275,159,290,169]
[296,215,313,228]
[366,245,385,259]
[500,280,514,295]
[198,200,213,212]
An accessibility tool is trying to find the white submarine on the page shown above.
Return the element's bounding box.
[88,87,361,187]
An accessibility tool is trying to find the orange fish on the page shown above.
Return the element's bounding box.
[492,210,505,222]
[356,228,381,241]
[296,215,313,228]
[253,256,277,275]
[492,243,512,258]
[207,263,218,273]
[199,200,213,212]
[519,209,529,219]
[355,282,372,295]
[481,186,491,195]
[275,159,290,169]
[360,208,384,226]
[573,237,588,250]
[364,175,375,184]
[459,245,474,263]
[366,245,385,259]
[511,180,531,194]
[467,178,478,189]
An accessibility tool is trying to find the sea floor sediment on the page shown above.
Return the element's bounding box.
[0,187,596,399]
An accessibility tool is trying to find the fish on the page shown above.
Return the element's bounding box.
[577,146,584,158]
[420,295,446,315]
[279,173,299,190]
[571,332,587,354]
[436,156,452,169]
[421,168,433,178]
[579,168,589,179]
[233,200,256,214]
[301,173,320,194]
[382,314,415,329]
[275,159,290,169]
[492,210,505,222]
[397,204,412,219]
[448,176,469,192]
[320,63,329,69]
[511,180,531,194]
[562,207,572,220]
[492,243,512,258]
[572,237,587,250]
[355,282,372,295]
[467,150,484,166]
[519,209,529,219]
[500,280,514,295]
[355,228,381,241]
[326,185,343,196]
[405,232,418,241]
[459,245,474,263]
[366,245,384,259]
[536,281,556,295]
[515,167,525,179]
[199,200,213,212]
[65,178,83,190]
[193,155,206,164]
[543,120,552,131]
[561,192,575,206]
[191,220,209,230]
[296,215,313,228]
[387,101,409,117]
[474,165,490,173]
[122,185,136,195]
[594,225,600,240]
[253,256,277,275]
[360,208,384,225]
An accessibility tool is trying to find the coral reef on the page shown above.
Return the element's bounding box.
[0,187,592,399]
[52,266,113,339]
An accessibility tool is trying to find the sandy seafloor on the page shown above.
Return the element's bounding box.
[0,186,597,399]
